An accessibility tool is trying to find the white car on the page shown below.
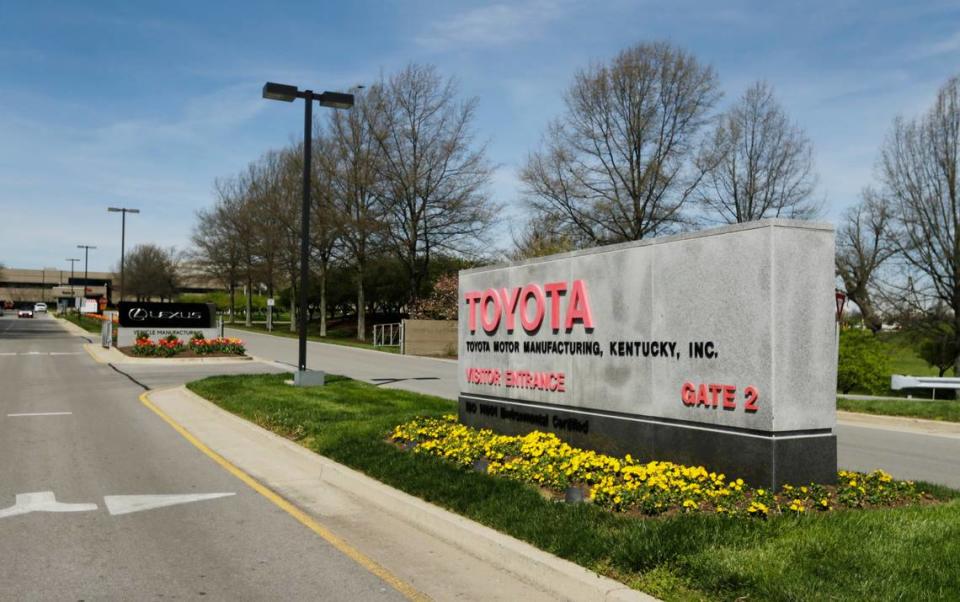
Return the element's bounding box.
[33,303,47,313]
[17,309,34,318]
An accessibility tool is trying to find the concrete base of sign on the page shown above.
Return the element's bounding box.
[293,369,325,387]
[459,394,836,489]
[117,327,219,347]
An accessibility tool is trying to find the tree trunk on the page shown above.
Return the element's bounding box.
[244,277,253,328]
[319,262,327,337]
[289,275,298,333]
[953,316,960,398]
[229,284,236,324]
[356,265,366,342]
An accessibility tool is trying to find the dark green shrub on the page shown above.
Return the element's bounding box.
[837,329,891,394]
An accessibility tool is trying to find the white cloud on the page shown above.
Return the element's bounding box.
[416,0,568,50]
[911,29,960,59]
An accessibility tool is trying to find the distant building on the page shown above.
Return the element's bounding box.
[0,267,111,309]
[0,265,223,309]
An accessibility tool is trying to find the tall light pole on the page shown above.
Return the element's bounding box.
[77,245,96,312]
[66,258,80,314]
[108,207,139,304]
[262,82,354,386]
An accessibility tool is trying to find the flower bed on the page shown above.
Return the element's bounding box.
[390,415,930,517]
[84,313,119,324]
[127,332,245,358]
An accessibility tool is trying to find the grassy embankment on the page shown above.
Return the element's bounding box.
[188,373,960,602]
[840,331,960,422]
[838,398,960,422]
[58,312,105,334]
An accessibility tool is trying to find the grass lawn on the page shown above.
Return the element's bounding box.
[839,397,960,422]
[877,331,947,378]
[225,322,399,354]
[188,373,960,601]
[58,312,105,334]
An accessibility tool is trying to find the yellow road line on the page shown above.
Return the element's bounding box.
[139,391,429,602]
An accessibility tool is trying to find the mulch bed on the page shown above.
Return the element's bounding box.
[116,346,250,359]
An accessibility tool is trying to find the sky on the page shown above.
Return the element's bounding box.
[1,0,959,272]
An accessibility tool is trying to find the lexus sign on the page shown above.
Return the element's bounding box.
[118,302,216,329]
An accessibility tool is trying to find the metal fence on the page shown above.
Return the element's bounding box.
[373,323,403,351]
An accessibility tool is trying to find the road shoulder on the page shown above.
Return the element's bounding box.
[145,385,652,602]
[838,410,960,438]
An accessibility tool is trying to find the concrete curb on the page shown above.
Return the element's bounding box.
[147,385,656,602]
[837,410,960,438]
[83,343,255,366]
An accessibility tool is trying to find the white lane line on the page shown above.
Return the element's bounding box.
[104,493,236,515]
[6,412,73,417]
[0,352,84,357]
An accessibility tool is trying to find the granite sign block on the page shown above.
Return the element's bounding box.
[458,219,837,487]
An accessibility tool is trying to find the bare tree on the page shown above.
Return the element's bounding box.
[520,41,720,245]
[836,190,894,332]
[510,214,577,260]
[123,244,180,301]
[881,75,960,373]
[192,203,241,322]
[266,147,305,333]
[367,63,497,303]
[328,89,386,340]
[698,81,820,223]
[218,174,261,328]
[309,131,341,336]
[246,151,288,304]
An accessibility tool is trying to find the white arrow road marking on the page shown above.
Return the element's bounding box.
[0,492,98,519]
[104,493,235,516]
[7,412,73,417]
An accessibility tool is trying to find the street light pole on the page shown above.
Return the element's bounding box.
[262,82,354,386]
[108,207,140,304]
[66,258,80,314]
[77,245,96,312]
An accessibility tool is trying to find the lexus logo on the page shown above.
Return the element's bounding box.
[127,308,203,322]
[129,308,149,322]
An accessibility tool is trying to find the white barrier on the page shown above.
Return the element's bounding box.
[891,374,960,392]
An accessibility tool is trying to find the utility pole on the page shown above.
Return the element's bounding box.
[107,207,139,304]
[66,258,80,314]
[77,245,96,312]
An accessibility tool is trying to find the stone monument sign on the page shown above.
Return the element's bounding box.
[458,220,837,487]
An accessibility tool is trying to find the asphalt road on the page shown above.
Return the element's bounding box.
[0,314,405,600]
[228,326,960,490]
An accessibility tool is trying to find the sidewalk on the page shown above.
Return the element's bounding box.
[145,385,653,602]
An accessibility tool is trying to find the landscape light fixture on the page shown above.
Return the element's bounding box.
[262,82,355,385]
[108,207,140,304]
